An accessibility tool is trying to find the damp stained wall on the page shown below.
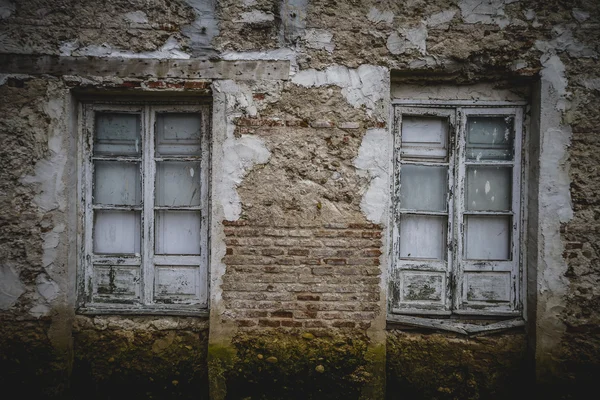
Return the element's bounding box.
[0,0,599,399]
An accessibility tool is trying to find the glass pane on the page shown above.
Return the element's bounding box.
[466,166,512,211]
[95,113,141,156]
[155,211,201,255]
[156,162,201,206]
[401,116,448,159]
[155,113,202,156]
[466,116,513,161]
[94,161,141,205]
[465,215,511,260]
[400,165,447,211]
[94,211,141,255]
[399,215,446,260]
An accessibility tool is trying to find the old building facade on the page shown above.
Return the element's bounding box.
[0,0,599,399]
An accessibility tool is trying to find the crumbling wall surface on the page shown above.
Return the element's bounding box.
[0,76,73,398]
[71,316,209,400]
[387,331,528,400]
[0,0,599,399]
[558,8,600,394]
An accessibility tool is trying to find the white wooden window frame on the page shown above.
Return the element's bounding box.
[77,102,211,316]
[390,101,525,320]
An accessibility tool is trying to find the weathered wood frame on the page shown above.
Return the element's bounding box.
[77,101,211,316]
[391,101,525,319]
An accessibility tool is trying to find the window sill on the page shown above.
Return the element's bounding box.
[386,314,525,336]
[78,306,209,318]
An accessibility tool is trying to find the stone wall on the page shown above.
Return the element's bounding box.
[0,0,599,399]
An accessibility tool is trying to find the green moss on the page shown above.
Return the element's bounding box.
[386,331,528,400]
[0,320,69,399]
[222,331,373,400]
[71,327,209,400]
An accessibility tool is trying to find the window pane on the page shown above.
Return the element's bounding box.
[466,116,513,161]
[155,162,201,206]
[399,215,446,260]
[94,265,140,299]
[155,211,201,255]
[94,210,141,255]
[466,166,511,211]
[400,165,447,211]
[93,161,141,205]
[465,215,511,260]
[95,113,141,156]
[401,116,448,159]
[155,113,202,156]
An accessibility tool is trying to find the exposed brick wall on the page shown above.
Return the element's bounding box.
[221,221,382,330]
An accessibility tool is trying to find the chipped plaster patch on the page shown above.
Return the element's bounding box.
[291,64,388,120]
[425,10,456,29]
[354,128,390,224]
[387,23,427,55]
[0,0,15,19]
[237,10,274,23]
[221,48,298,76]
[0,264,25,309]
[572,9,590,23]
[123,11,148,24]
[367,7,394,25]
[458,0,514,28]
[36,273,60,303]
[535,26,597,59]
[213,80,272,221]
[181,0,219,57]
[304,29,335,53]
[59,36,190,59]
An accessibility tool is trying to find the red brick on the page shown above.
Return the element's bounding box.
[236,319,258,327]
[288,248,309,256]
[262,248,285,256]
[271,310,293,318]
[324,258,346,265]
[281,320,303,327]
[259,319,281,327]
[332,321,356,328]
[297,294,320,301]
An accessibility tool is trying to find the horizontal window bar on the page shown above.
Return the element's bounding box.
[92,205,143,211]
[392,99,527,106]
[91,257,141,265]
[399,160,449,167]
[92,157,142,162]
[398,210,448,216]
[462,211,513,216]
[464,161,514,166]
[153,206,203,211]
[154,157,203,162]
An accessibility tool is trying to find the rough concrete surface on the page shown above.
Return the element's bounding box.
[0,0,599,399]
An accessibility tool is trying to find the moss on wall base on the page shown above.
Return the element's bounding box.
[386,330,528,400]
[222,330,373,400]
[71,320,209,400]
[0,320,70,399]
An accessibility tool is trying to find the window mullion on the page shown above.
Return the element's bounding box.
[142,105,155,306]
[83,105,95,304]
[453,108,467,312]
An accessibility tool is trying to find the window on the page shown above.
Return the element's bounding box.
[78,102,210,314]
[391,103,525,317]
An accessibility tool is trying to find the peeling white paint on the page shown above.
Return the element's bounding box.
[0,264,25,309]
[367,7,394,25]
[291,64,388,120]
[59,36,191,59]
[304,29,335,53]
[387,23,427,55]
[213,80,272,221]
[237,10,274,23]
[354,129,390,224]
[425,10,456,29]
[0,0,15,19]
[511,60,528,71]
[279,0,308,45]
[458,0,513,28]
[123,11,148,24]
[580,77,600,91]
